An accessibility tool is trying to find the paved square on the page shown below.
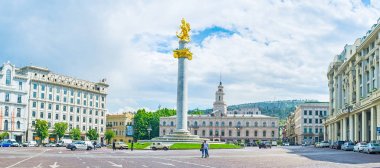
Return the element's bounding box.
[1,146,380,168]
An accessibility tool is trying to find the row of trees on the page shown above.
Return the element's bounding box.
[0,132,9,140]
[34,119,99,144]
[133,108,176,140]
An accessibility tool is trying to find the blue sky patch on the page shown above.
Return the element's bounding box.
[192,26,235,46]
[362,0,370,6]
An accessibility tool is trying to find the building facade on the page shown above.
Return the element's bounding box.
[325,18,380,143]
[291,102,328,145]
[106,112,134,143]
[0,62,28,142]
[0,62,108,143]
[160,82,279,143]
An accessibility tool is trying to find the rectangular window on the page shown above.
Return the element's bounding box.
[5,93,10,102]
[41,85,45,91]
[49,86,53,92]
[32,111,36,118]
[56,95,60,101]
[40,112,44,118]
[40,93,45,99]
[309,119,312,123]
[315,119,318,124]
[77,108,80,113]
[315,128,318,133]
[309,110,312,115]
[315,111,318,115]
[309,128,312,133]
[64,89,67,95]
[33,92,37,98]
[56,114,59,120]
[19,82,22,90]
[56,87,60,93]
[304,110,307,115]
[304,128,307,133]
[49,94,52,100]
[70,116,73,121]
[33,102,37,108]
[324,111,327,116]
[56,105,60,111]
[17,95,22,103]
[70,107,73,112]
[48,113,51,119]
[63,115,66,121]
[83,117,86,122]
[70,98,74,104]
[77,99,80,104]
[76,116,79,122]
[17,108,21,117]
[83,109,86,114]
[63,97,67,103]
[63,106,67,111]
[304,119,307,123]
[48,104,52,110]
[33,83,38,90]
[40,103,44,109]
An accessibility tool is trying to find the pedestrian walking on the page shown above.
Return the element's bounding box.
[200,142,205,158]
[131,141,134,151]
[112,140,116,151]
[93,141,97,150]
[204,140,209,158]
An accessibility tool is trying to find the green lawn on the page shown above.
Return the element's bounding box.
[128,142,151,149]
[170,143,241,150]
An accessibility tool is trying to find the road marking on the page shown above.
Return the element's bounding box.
[154,157,216,168]
[6,149,49,168]
[108,161,122,167]
[152,161,175,167]
[142,165,148,167]
[49,162,60,168]
[33,163,42,168]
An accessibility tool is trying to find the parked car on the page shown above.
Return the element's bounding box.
[283,142,290,146]
[363,143,380,154]
[56,139,73,147]
[0,140,12,147]
[259,142,272,149]
[319,141,330,148]
[2,139,20,147]
[353,142,367,152]
[151,142,169,150]
[114,141,128,150]
[332,141,345,149]
[341,142,355,151]
[271,141,277,146]
[22,141,37,147]
[44,143,57,147]
[314,142,320,148]
[66,141,92,151]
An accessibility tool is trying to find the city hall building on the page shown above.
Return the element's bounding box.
[159,82,279,143]
[0,62,108,143]
[325,18,380,143]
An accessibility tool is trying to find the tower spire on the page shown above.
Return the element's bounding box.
[219,72,222,85]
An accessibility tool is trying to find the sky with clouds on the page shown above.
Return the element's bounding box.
[0,0,379,113]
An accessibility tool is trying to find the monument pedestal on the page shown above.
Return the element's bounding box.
[151,131,206,142]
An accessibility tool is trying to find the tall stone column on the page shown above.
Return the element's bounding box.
[349,114,354,141]
[371,107,377,141]
[377,105,380,140]
[175,41,188,133]
[362,111,367,142]
[354,113,359,141]
[342,118,347,141]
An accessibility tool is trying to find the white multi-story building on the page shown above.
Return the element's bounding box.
[228,107,261,115]
[325,18,380,143]
[160,81,279,143]
[0,62,28,142]
[0,62,108,143]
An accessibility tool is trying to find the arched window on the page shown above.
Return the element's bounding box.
[263,130,267,137]
[209,130,213,136]
[6,69,11,85]
[17,121,20,129]
[163,129,166,135]
[246,130,249,137]
[202,121,206,126]
[170,121,174,126]
[254,122,258,127]
[209,121,213,126]
[194,121,198,126]
[237,121,241,127]
[246,122,249,127]
[163,121,166,126]
[215,130,219,136]
[216,121,219,127]
[221,122,225,127]
[271,122,275,128]
[263,122,267,127]
[229,121,232,127]
[4,120,8,130]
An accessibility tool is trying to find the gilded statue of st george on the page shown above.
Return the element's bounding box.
[176,18,191,42]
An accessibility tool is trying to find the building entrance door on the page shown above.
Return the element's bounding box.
[15,135,22,143]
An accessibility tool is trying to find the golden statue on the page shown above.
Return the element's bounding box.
[176,18,191,42]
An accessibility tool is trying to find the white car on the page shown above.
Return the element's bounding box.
[363,143,380,154]
[67,141,92,151]
[283,142,290,146]
[57,139,72,147]
[23,141,37,147]
[319,141,330,148]
[151,142,169,150]
[353,142,367,152]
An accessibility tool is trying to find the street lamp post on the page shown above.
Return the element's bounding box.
[147,125,152,140]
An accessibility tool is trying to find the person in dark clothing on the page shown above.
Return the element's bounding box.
[200,142,205,158]
[131,142,134,151]
[93,141,97,150]
[112,141,116,151]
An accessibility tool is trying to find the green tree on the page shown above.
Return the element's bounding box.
[54,122,68,141]
[86,129,99,140]
[35,119,49,144]
[133,108,176,140]
[0,132,9,140]
[105,130,115,144]
[70,128,81,140]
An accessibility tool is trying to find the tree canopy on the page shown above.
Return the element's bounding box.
[70,128,81,140]
[105,130,115,144]
[0,132,9,140]
[133,108,176,140]
[86,129,99,140]
[54,122,68,140]
[35,119,49,144]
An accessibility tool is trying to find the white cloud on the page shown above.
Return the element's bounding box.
[1,0,379,112]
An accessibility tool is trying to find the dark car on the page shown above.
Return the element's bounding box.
[259,142,271,149]
[332,141,345,149]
